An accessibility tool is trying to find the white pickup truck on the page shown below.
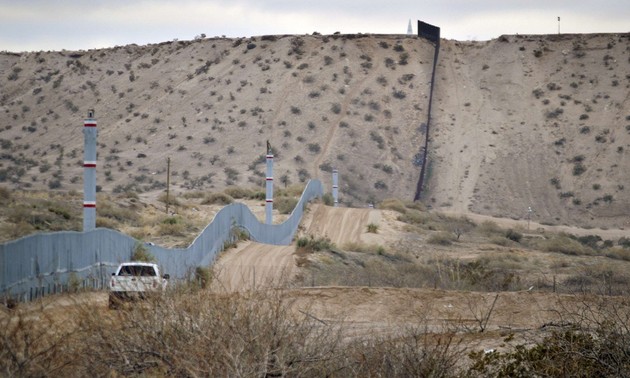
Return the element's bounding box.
[108,262,169,308]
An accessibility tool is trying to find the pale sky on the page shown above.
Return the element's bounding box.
[0,0,628,52]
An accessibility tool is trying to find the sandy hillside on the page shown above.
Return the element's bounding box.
[0,32,628,230]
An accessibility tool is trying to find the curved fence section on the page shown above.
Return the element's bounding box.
[0,179,323,301]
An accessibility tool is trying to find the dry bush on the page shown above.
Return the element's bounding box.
[95,216,118,229]
[343,327,465,377]
[0,302,79,377]
[343,241,386,255]
[0,186,11,203]
[604,247,630,261]
[469,295,630,377]
[223,186,254,199]
[201,192,234,205]
[275,196,298,214]
[398,208,432,225]
[157,192,181,206]
[536,234,594,256]
[54,290,346,376]
[276,184,305,197]
[158,216,187,236]
[476,220,503,236]
[97,199,141,225]
[1,288,470,377]
[378,198,407,213]
[489,236,512,246]
[428,231,457,245]
[404,200,427,212]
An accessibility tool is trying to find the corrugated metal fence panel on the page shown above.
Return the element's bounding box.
[1,180,323,299]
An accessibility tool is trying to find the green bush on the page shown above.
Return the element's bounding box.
[194,266,212,289]
[367,223,379,233]
[322,193,334,206]
[296,235,334,253]
[131,242,155,262]
[275,197,298,214]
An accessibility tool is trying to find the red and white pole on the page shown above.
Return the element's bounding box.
[83,109,97,231]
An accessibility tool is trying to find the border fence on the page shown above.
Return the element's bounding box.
[1,179,323,302]
[414,20,441,201]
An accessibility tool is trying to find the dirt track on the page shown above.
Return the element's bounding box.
[213,204,374,291]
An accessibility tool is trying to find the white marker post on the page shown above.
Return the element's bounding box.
[265,143,274,225]
[332,169,339,207]
[83,110,97,231]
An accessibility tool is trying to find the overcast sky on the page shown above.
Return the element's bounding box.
[1,0,628,52]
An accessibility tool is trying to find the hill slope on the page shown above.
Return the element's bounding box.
[0,32,628,228]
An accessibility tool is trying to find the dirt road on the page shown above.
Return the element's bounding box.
[213,204,375,291]
[440,209,630,240]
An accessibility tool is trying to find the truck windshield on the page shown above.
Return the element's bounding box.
[120,265,157,276]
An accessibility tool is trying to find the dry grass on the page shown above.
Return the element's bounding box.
[0,287,468,377]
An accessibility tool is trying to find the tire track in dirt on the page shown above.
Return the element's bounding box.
[302,204,371,246]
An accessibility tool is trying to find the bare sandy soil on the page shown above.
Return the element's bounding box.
[209,203,630,351]
[213,204,375,291]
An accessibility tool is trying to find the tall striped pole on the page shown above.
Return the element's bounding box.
[332,169,339,207]
[265,148,274,224]
[83,109,97,232]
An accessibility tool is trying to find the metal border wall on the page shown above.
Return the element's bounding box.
[1,179,323,300]
[414,21,441,201]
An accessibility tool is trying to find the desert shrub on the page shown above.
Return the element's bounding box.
[367,223,379,233]
[158,216,186,236]
[307,143,321,153]
[489,236,511,246]
[0,186,11,203]
[604,247,630,261]
[398,209,431,225]
[342,241,387,255]
[468,321,630,378]
[404,201,427,212]
[158,192,180,206]
[275,196,298,214]
[194,266,212,288]
[131,242,155,262]
[505,229,523,242]
[618,237,630,248]
[427,232,456,245]
[224,187,254,199]
[202,192,234,205]
[378,199,407,213]
[573,162,586,176]
[537,235,593,256]
[98,201,140,225]
[296,235,334,253]
[322,192,334,206]
[392,89,406,99]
